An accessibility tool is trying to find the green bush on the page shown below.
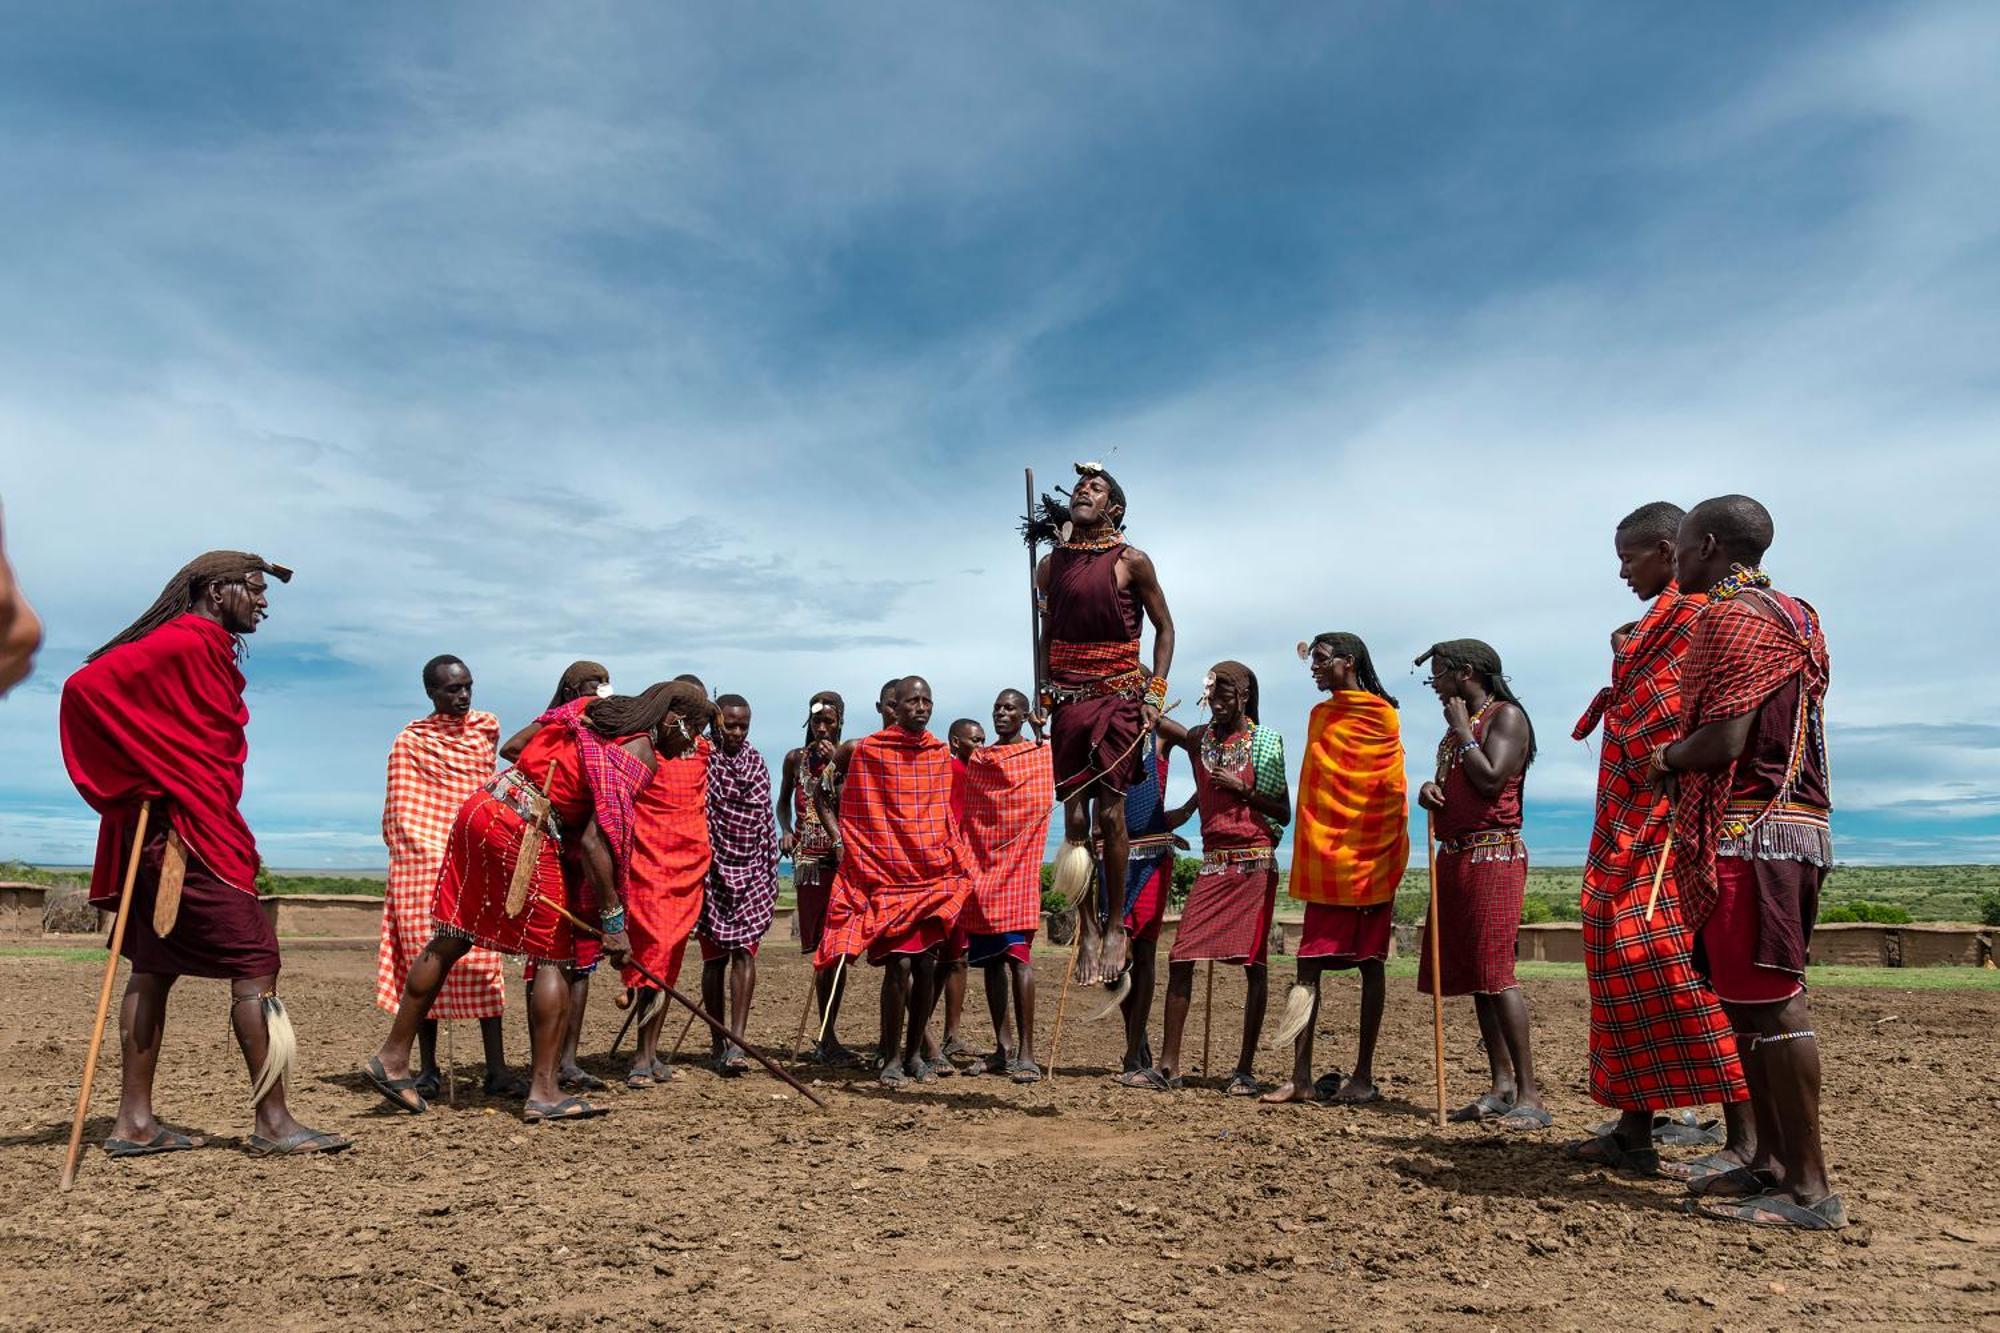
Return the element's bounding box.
[1819,900,1913,925]
[1980,891,2000,928]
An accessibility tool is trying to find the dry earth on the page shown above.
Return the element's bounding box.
[2,945,1996,1331]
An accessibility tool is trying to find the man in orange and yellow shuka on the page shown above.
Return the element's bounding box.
[1262,633,1410,1106]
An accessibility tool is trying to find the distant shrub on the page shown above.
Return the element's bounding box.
[1819,900,1913,925]
[1977,891,2000,928]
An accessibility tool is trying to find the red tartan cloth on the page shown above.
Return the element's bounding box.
[624,738,712,991]
[1417,850,1526,997]
[1574,588,1744,1108]
[961,741,1055,935]
[60,615,262,905]
[1170,866,1278,966]
[815,729,972,964]
[378,711,506,1019]
[1672,584,1830,929]
[533,697,650,889]
[432,785,575,964]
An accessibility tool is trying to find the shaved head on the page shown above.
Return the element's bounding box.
[1615,500,1684,546]
[1685,494,1774,564]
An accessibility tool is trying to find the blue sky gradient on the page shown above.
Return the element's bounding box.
[3,3,1996,867]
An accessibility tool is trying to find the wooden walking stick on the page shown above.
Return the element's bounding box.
[1200,961,1215,1076]
[789,971,818,1064]
[537,894,830,1110]
[61,799,151,1191]
[1425,812,1447,1129]
[1044,907,1084,1079]
[1644,834,1675,922]
[666,1007,700,1061]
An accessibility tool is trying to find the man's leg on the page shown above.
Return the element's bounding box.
[941,959,967,1054]
[477,1015,523,1096]
[417,1019,441,1085]
[1262,959,1323,1104]
[703,956,729,1061]
[1725,995,1831,1204]
[524,963,572,1108]
[374,934,474,1083]
[112,971,176,1143]
[813,962,852,1057]
[231,973,330,1141]
[629,987,669,1083]
[556,973,597,1087]
[982,961,1014,1068]
[1338,959,1387,1102]
[1120,937,1158,1072]
[1489,986,1546,1116]
[1063,795,1103,984]
[728,948,757,1047]
[1470,993,1518,1105]
[878,957,912,1067]
[1093,796,1131,984]
[1719,1096,1758,1169]
[1233,964,1268,1085]
[901,950,943,1075]
[1155,960,1196,1082]
[1011,956,1039,1068]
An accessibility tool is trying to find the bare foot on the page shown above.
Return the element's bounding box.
[1099,923,1130,984]
[1259,1080,1320,1105]
[1072,927,1103,986]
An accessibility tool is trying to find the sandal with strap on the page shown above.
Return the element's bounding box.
[1447,1092,1514,1123]
[1224,1072,1262,1098]
[1658,1151,1739,1183]
[1687,1165,1779,1198]
[1564,1133,1659,1175]
[1691,1191,1848,1231]
[246,1128,352,1158]
[362,1056,427,1115]
[1010,1058,1044,1085]
[1115,1066,1174,1091]
[103,1128,206,1158]
[1499,1105,1554,1132]
[523,1096,607,1124]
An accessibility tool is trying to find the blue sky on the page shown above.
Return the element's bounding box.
[2,3,1996,868]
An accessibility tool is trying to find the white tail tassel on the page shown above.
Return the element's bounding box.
[1086,972,1132,1022]
[1050,840,1095,913]
[1269,983,1316,1048]
[636,987,667,1029]
[249,995,295,1106]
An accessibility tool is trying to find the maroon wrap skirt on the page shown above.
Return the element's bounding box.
[1417,847,1526,997]
[114,825,280,980]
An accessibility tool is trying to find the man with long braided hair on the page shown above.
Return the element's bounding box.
[60,551,349,1157]
[778,690,861,1064]
[365,679,711,1123]
[1413,638,1550,1131]
[1027,463,1175,993]
[1263,633,1409,1106]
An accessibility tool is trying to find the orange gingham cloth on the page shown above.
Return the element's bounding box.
[377,711,507,1018]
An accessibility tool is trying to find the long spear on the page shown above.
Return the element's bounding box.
[60,800,151,1190]
[535,895,829,1110]
[1024,467,1042,700]
[1426,813,1447,1129]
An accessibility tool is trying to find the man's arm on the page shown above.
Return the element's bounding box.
[577,820,629,965]
[1035,552,1052,696]
[776,748,801,851]
[818,739,861,860]
[1126,548,1174,710]
[1662,713,1756,776]
[499,720,543,764]
[1452,704,1529,799]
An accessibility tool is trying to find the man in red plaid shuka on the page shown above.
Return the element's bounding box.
[1569,505,1747,1177]
[1657,495,1843,1232]
[817,676,973,1088]
[960,689,1055,1082]
[378,655,522,1101]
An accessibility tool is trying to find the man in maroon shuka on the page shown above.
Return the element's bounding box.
[59,552,349,1158]
[779,690,862,1065]
[1657,494,1843,1231]
[1028,463,1175,991]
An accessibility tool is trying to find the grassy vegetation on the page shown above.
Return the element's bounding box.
[0,861,87,890]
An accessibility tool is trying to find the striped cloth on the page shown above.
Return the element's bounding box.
[702,741,780,951]
[1417,851,1527,996]
[624,737,712,991]
[815,728,973,965]
[1288,691,1409,908]
[377,711,505,1018]
[961,740,1055,936]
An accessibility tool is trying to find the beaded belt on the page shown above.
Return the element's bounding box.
[1719,798,1832,865]
[486,769,552,828]
[1436,829,1523,857]
[1047,668,1149,706]
[1199,845,1276,876]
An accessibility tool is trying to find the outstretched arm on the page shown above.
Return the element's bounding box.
[1127,548,1174,714]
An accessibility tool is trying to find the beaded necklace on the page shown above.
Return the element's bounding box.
[1707,564,1772,602]
[1433,698,1495,779]
[1058,527,1124,552]
[1201,720,1255,778]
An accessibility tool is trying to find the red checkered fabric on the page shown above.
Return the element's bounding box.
[1574,589,1745,1108]
[377,712,506,1018]
[1673,584,1829,928]
[815,729,972,964]
[1416,850,1526,997]
[961,741,1055,935]
[623,738,712,991]
[1170,865,1278,966]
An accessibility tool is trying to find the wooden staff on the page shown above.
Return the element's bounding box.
[789,971,818,1064]
[1024,466,1042,699]
[1045,908,1084,1079]
[815,954,848,1051]
[537,895,829,1110]
[666,1007,700,1061]
[1200,961,1215,1076]
[1425,812,1447,1129]
[61,799,151,1191]
[608,989,639,1057]
[1643,836,1674,923]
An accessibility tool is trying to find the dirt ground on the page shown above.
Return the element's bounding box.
[2,945,1995,1331]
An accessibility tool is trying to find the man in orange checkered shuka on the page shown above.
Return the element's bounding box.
[377,655,524,1100]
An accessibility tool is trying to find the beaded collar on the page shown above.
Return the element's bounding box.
[1201,720,1255,776]
[1058,531,1124,552]
[1707,565,1772,601]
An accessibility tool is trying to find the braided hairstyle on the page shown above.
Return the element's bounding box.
[1207,659,1260,725]
[804,689,844,731]
[584,679,714,741]
[1414,638,1537,768]
[1021,463,1128,545]
[1307,632,1396,707]
[89,550,293,662]
[547,660,610,709]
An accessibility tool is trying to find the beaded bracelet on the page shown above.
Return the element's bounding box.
[599,906,628,935]
[1142,676,1168,710]
[1458,739,1481,758]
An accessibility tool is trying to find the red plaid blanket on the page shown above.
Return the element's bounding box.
[962,741,1055,935]
[815,729,972,963]
[535,697,650,888]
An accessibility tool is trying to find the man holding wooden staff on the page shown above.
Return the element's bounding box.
[1026,463,1175,992]
[1569,503,1747,1176]
[59,551,349,1158]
